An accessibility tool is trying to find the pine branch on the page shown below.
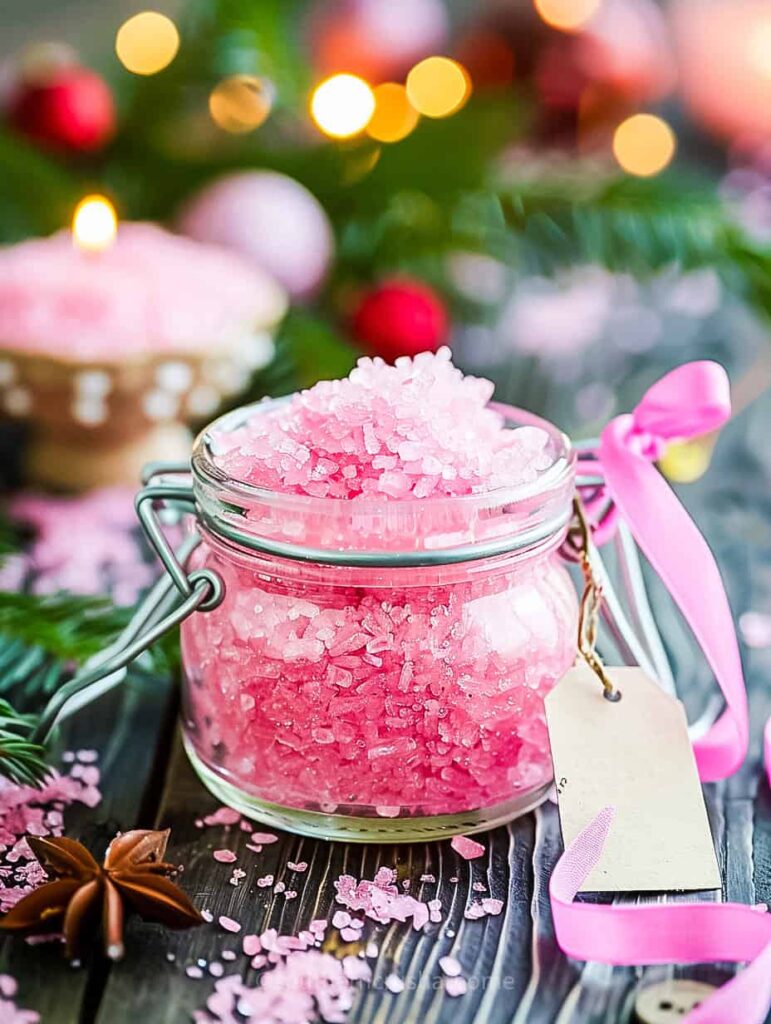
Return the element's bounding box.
[0,698,48,787]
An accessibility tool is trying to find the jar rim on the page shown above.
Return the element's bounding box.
[190,397,576,566]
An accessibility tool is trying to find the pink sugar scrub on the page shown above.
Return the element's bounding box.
[0,223,286,362]
[182,351,577,822]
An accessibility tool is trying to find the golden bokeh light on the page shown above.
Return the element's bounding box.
[310,74,376,139]
[659,439,713,484]
[406,56,471,119]
[72,195,118,253]
[209,75,273,133]
[533,0,601,32]
[612,113,676,177]
[116,11,180,75]
[366,83,420,143]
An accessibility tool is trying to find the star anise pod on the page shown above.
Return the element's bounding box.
[0,829,202,961]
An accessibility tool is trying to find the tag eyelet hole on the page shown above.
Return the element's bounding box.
[604,688,622,703]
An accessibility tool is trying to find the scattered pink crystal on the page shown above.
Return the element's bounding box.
[212,849,237,863]
[472,881,487,892]
[332,911,352,929]
[186,966,204,979]
[201,910,214,923]
[250,832,278,844]
[481,898,503,916]
[257,874,274,887]
[439,956,462,977]
[0,975,39,1024]
[203,807,241,827]
[218,916,241,934]
[339,927,360,942]
[0,760,101,913]
[334,867,431,930]
[385,974,405,994]
[445,976,468,997]
[287,861,308,872]
[451,836,485,861]
[242,935,261,956]
[420,873,436,884]
[229,869,246,886]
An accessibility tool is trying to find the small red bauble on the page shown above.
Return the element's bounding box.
[7,67,115,153]
[352,279,449,362]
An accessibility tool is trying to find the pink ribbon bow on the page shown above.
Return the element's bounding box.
[599,360,748,781]
[549,361,770,1023]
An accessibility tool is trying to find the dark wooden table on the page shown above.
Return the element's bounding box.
[1,393,769,1024]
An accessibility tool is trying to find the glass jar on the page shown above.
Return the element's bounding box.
[179,398,578,841]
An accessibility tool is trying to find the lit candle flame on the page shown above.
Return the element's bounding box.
[72,195,118,253]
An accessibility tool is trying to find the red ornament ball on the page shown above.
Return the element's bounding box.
[7,66,115,153]
[352,279,449,362]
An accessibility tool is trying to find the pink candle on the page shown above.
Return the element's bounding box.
[0,219,286,489]
[181,351,578,840]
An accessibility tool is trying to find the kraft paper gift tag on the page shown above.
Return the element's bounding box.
[545,663,720,893]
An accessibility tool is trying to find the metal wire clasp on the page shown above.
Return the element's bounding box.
[32,465,226,744]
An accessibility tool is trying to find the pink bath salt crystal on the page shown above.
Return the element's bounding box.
[214,349,551,505]
[213,849,237,863]
[385,974,405,994]
[75,750,98,763]
[239,819,253,832]
[186,966,204,979]
[439,956,462,977]
[221,951,237,962]
[481,898,504,916]
[246,843,263,854]
[209,962,224,978]
[342,956,372,983]
[242,935,261,956]
[451,836,485,860]
[203,807,241,827]
[0,761,101,914]
[218,916,241,934]
[309,919,328,936]
[365,941,379,958]
[256,874,274,887]
[472,881,487,892]
[251,954,268,969]
[332,910,351,929]
[420,874,436,884]
[284,890,298,900]
[201,909,214,923]
[339,927,360,942]
[274,881,286,894]
[445,976,468,997]
[229,869,246,886]
[287,861,308,872]
[250,832,278,844]
[464,904,486,920]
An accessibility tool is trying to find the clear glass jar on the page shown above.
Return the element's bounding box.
[180,399,578,841]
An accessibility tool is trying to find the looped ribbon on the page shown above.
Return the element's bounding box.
[550,361,771,1023]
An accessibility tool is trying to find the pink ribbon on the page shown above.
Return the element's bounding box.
[551,809,771,1024]
[549,362,771,1022]
[598,361,748,781]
